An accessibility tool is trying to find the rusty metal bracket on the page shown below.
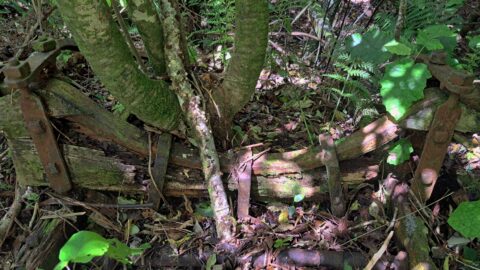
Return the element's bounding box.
[412,53,468,202]
[2,37,77,193]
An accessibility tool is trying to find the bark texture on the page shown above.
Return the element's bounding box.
[161,0,233,240]
[212,0,269,134]
[56,0,181,130]
[127,0,167,75]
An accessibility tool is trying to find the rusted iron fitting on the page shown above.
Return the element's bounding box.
[2,37,75,193]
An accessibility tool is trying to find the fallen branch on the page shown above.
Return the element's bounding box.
[0,185,23,248]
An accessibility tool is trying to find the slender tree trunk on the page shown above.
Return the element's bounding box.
[161,0,234,240]
[211,0,269,137]
[57,0,181,130]
[126,0,167,76]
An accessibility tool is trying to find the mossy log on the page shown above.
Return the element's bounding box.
[0,85,379,200]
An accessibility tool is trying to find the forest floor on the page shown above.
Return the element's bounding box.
[1,1,480,269]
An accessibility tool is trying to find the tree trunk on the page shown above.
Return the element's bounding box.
[161,0,234,240]
[126,0,167,76]
[211,0,269,137]
[56,0,181,130]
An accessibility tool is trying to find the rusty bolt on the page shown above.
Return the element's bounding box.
[3,59,31,80]
[421,169,437,185]
[46,163,59,175]
[32,38,57,52]
[27,120,45,135]
[433,130,449,144]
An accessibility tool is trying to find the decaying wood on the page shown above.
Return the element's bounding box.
[8,138,143,192]
[1,80,400,178]
[149,133,172,209]
[0,186,23,248]
[15,217,71,269]
[168,158,379,201]
[319,134,346,217]
[233,149,253,218]
[392,183,437,270]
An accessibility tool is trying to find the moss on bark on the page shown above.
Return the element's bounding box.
[127,0,167,75]
[213,0,269,133]
[57,0,181,130]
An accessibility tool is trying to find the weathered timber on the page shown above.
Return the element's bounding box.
[400,87,480,133]
[40,79,149,156]
[167,158,379,201]
[8,138,143,192]
[0,81,397,178]
[15,218,70,270]
[45,79,400,175]
[319,134,346,217]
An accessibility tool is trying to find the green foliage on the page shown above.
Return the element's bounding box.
[206,254,217,270]
[324,52,379,121]
[468,35,480,50]
[416,25,456,52]
[54,230,150,270]
[448,200,480,239]
[387,139,413,166]
[345,29,392,64]
[380,58,431,120]
[188,0,235,60]
[0,0,31,15]
[195,202,214,217]
[383,40,412,56]
[375,0,463,39]
[273,236,292,249]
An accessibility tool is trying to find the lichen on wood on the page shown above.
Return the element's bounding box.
[160,0,233,240]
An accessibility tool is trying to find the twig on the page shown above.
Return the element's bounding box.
[0,185,23,248]
[364,230,394,270]
[15,6,57,59]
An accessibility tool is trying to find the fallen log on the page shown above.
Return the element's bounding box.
[1,79,395,179]
[40,79,400,175]
[2,136,380,201]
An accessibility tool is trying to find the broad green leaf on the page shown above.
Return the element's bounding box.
[380,58,431,120]
[416,25,456,52]
[387,139,413,165]
[345,29,392,64]
[448,200,480,238]
[468,35,480,50]
[383,40,412,56]
[58,231,110,265]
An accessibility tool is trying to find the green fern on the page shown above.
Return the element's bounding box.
[375,0,464,40]
[323,52,378,119]
[188,0,235,60]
